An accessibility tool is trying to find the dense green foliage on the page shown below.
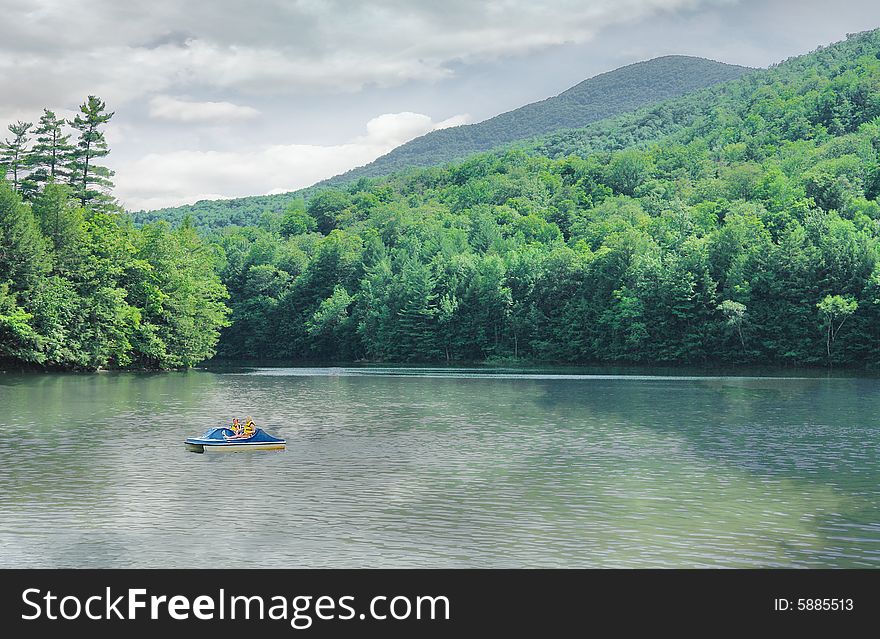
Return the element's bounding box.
[131,191,312,232]
[210,30,880,367]
[134,56,750,230]
[8,31,880,369]
[0,98,230,369]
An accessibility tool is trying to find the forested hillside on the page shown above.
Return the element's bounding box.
[322,56,752,184]
[209,29,880,367]
[5,30,880,370]
[133,56,750,230]
[0,98,229,369]
[131,191,308,232]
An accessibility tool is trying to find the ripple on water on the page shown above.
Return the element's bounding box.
[0,368,879,567]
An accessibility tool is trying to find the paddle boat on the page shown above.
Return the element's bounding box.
[184,425,286,453]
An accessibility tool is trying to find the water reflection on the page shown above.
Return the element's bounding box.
[1,367,878,567]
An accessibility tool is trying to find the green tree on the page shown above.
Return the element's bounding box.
[0,282,41,363]
[1,121,33,193]
[68,96,115,208]
[307,190,351,234]
[0,180,50,293]
[29,109,74,187]
[31,183,84,272]
[132,221,231,367]
[605,150,653,196]
[279,200,318,237]
[817,294,858,363]
[718,299,747,352]
[72,210,141,367]
[306,284,353,356]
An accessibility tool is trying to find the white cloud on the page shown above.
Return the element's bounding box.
[149,95,260,123]
[433,114,472,129]
[362,112,437,147]
[115,111,472,210]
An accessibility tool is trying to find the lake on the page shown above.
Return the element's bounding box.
[1,366,879,568]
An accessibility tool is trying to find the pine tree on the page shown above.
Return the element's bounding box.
[30,109,73,188]
[0,179,50,294]
[0,121,33,193]
[68,96,115,208]
[31,183,83,274]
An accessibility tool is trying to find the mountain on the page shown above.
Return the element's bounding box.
[132,55,751,229]
[322,55,751,184]
[205,28,880,366]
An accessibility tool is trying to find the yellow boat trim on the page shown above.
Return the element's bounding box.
[205,443,286,452]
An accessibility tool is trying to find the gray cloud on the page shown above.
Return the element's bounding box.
[1,0,879,210]
[0,0,725,108]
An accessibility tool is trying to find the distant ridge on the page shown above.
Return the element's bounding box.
[319,55,752,186]
[133,55,752,229]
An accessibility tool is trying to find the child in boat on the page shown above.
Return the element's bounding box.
[225,416,256,440]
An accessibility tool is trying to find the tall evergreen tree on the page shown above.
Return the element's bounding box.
[29,109,73,188]
[0,121,33,193]
[68,96,114,208]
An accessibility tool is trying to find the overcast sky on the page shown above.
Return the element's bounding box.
[2,0,879,211]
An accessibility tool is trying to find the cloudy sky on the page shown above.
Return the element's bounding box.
[2,0,879,211]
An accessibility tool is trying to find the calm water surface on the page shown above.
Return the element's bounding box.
[1,366,879,568]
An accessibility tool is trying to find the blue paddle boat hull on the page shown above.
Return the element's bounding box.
[185,427,286,453]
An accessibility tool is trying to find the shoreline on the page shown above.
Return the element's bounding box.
[4,358,880,378]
